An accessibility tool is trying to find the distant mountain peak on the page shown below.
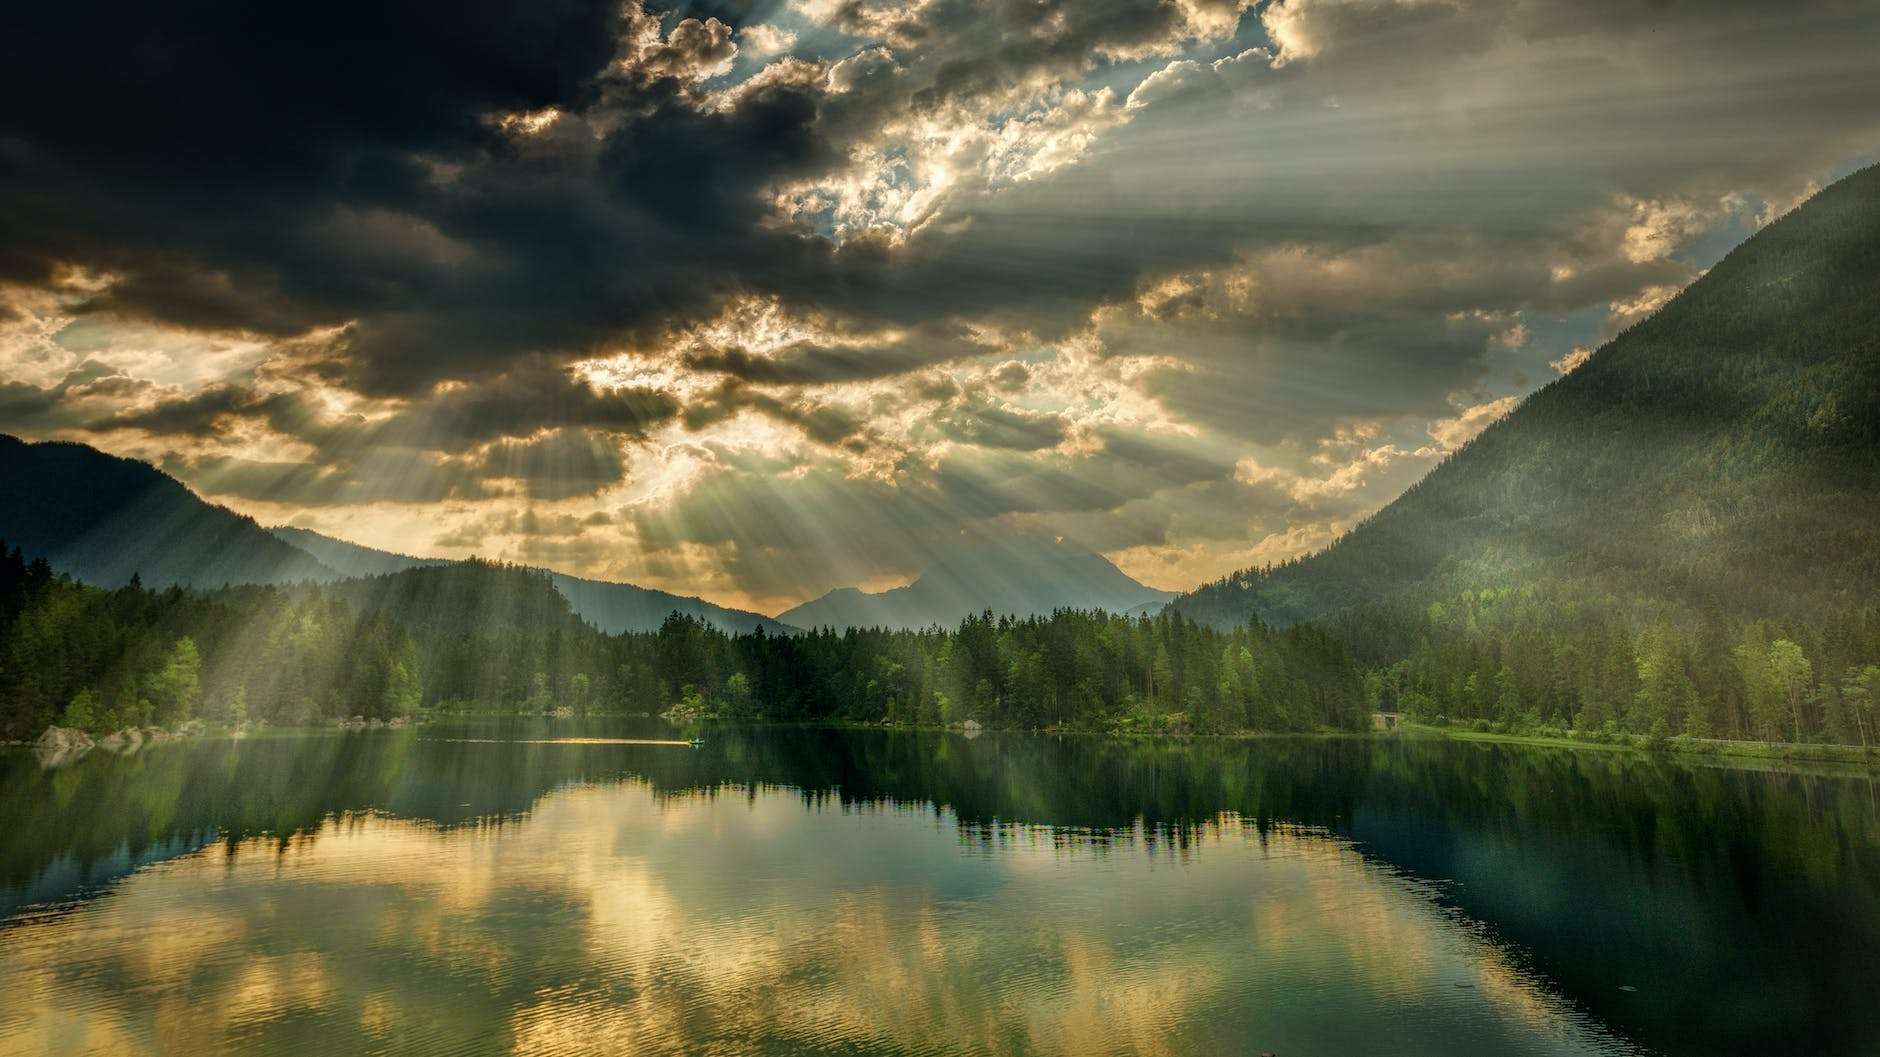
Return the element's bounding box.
[778,535,1174,630]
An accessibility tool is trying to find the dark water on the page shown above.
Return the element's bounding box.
[3,721,1878,1056]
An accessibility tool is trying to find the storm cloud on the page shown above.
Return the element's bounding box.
[2,0,1875,609]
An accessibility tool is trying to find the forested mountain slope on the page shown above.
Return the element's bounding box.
[1176,164,1880,631]
[0,435,335,588]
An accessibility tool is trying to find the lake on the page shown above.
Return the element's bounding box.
[3,720,1878,1056]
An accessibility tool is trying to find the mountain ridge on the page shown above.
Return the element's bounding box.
[0,435,337,588]
[1173,163,1880,630]
[270,524,797,636]
[0,435,797,636]
[780,537,1177,630]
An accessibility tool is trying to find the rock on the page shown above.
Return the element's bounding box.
[100,728,146,754]
[33,726,94,767]
[961,718,983,739]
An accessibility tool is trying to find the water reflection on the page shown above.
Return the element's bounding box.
[2,721,1878,1056]
[2,784,1637,1057]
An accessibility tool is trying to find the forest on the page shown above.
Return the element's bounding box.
[5,541,1879,749]
[1335,582,1880,745]
[0,550,1367,739]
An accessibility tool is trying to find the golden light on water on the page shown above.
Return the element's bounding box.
[0,782,1638,1057]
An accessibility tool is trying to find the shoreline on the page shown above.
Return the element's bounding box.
[14,711,1880,775]
[1398,721,1880,770]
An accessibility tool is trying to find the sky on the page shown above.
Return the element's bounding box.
[1,0,1876,615]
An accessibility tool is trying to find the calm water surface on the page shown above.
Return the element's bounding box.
[3,720,1878,1056]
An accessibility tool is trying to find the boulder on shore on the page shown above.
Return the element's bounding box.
[34,726,94,767]
[100,728,144,754]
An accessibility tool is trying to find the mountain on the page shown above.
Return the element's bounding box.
[0,435,336,588]
[0,435,796,635]
[1174,164,1880,630]
[270,526,448,578]
[270,525,796,636]
[541,570,796,637]
[779,536,1177,630]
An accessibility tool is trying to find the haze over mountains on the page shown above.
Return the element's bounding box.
[0,436,793,635]
[1175,163,1880,631]
[0,435,336,588]
[0,435,1163,635]
[779,536,1175,630]
[271,525,795,636]
[6,167,1879,646]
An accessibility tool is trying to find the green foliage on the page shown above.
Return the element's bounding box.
[1339,580,1880,745]
[0,551,1369,738]
[144,637,201,726]
[61,688,97,732]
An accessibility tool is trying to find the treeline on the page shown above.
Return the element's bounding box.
[0,541,421,736]
[0,553,1368,738]
[1337,581,1880,745]
[8,543,1878,747]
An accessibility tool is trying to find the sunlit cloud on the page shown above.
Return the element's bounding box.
[1,0,1875,609]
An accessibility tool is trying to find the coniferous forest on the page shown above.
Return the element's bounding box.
[6,542,1879,750]
[0,553,1368,740]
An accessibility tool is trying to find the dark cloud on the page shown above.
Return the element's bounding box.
[11,0,1868,406]
[681,330,972,385]
[0,0,843,394]
[476,429,629,500]
[4,0,1878,603]
[161,422,635,508]
[99,384,250,437]
[102,363,672,507]
[682,382,866,446]
[0,361,151,434]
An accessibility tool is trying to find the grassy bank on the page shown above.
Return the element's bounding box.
[1401,721,1880,768]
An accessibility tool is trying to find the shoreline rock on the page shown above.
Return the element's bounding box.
[34,726,94,767]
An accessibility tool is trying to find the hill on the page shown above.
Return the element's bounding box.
[271,525,796,636]
[0,435,336,588]
[1175,164,1880,632]
[779,535,1176,630]
[270,526,448,578]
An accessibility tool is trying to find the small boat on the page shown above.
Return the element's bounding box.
[688,738,705,749]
